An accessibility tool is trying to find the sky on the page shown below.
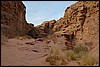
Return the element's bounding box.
[22,1,77,26]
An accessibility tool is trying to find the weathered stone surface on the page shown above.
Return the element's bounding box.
[35,20,56,38]
[51,1,99,47]
[35,1,99,50]
[1,1,37,38]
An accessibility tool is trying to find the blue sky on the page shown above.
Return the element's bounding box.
[22,1,77,26]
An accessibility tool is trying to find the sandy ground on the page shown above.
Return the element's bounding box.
[1,37,99,66]
[1,38,51,66]
[1,37,72,66]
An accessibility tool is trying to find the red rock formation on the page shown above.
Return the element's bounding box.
[35,20,56,38]
[1,1,37,38]
[35,1,99,50]
[51,1,99,48]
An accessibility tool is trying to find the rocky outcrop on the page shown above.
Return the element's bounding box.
[1,1,37,38]
[50,1,99,48]
[35,1,99,50]
[35,20,56,38]
[53,1,99,40]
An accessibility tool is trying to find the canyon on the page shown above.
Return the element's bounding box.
[1,1,99,66]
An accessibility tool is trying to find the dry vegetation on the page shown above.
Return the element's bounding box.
[81,54,98,66]
[1,34,8,44]
[45,43,99,66]
[45,46,67,65]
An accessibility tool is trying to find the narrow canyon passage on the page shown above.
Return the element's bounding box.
[1,1,99,66]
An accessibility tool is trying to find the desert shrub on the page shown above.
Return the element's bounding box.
[45,46,67,65]
[72,43,90,59]
[65,44,89,61]
[46,47,61,65]
[81,54,99,66]
[65,50,77,60]
[45,42,98,66]
[1,34,8,44]
[70,43,99,66]
[46,44,89,65]
[76,51,87,59]
[73,44,88,54]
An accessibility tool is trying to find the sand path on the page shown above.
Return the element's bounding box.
[1,38,50,66]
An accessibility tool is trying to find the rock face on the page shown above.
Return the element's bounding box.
[1,1,37,38]
[63,1,99,44]
[35,1,99,50]
[53,1,99,48]
[35,20,56,38]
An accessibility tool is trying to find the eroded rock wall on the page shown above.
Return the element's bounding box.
[35,1,99,49]
[1,1,37,38]
[35,20,56,38]
[52,1,99,47]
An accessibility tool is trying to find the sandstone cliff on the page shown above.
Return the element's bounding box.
[36,1,99,49]
[1,1,99,66]
[54,1,99,48]
[35,20,56,38]
[54,1,99,43]
[1,1,37,38]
